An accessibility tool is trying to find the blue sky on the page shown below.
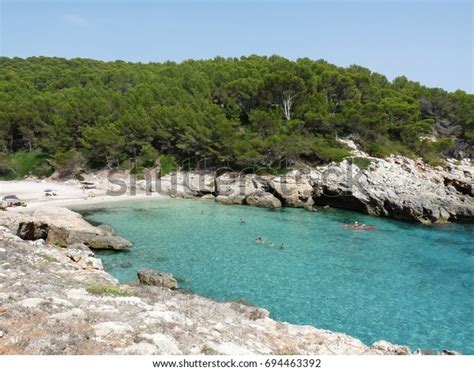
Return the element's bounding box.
[1,0,472,92]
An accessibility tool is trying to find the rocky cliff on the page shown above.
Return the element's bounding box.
[0,207,131,250]
[135,155,473,224]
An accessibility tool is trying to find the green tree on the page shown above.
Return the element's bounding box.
[263,72,305,120]
[81,123,125,168]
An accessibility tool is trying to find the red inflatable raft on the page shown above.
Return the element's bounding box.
[339,225,377,230]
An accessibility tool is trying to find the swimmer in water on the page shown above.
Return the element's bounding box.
[255,237,263,244]
[280,243,285,249]
[268,242,274,248]
[240,218,246,224]
[353,221,359,227]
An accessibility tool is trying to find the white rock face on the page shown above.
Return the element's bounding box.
[121,342,158,355]
[19,298,49,308]
[137,269,178,289]
[215,173,265,198]
[215,195,246,205]
[213,342,254,355]
[184,172,215,194]
[150,172,215,197]
[140,333,183,354]
[133,153,473,223]
[49,308,86,321]
[92,322,134,337]
[371,340,411,355]
[268,173,314,208]
[245,191,282,208]
[337,138,370,158]
[126,146,474,223]
[310,156,474,223]
[0,207,131,249]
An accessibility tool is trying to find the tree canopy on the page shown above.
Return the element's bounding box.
[0,55,472,176]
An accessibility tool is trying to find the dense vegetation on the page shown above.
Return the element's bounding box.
[0,56,472,178]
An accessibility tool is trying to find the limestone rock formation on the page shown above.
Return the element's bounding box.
[137,269,178,289]
[267,172,314,208]
[245,191,282,208]
[310,156,474,224]
[153,172,215,197]
[124,146,474,224]
[215,195,246,205]
[201,194,215,200]
[215,173,265,199]
[0,207,131,250]
[103,147,474,224]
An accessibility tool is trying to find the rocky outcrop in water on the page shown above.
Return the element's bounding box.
[0,207,131,250]
[0,225,412,355]
[215,195,246,205]
[245,191,282,209]
[137,269,178,289]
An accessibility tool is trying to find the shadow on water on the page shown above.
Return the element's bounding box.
[460,247,474,257]
[76,207,112,218]
[84,219,103,227]
[174,276,186,284]
[93,248,133,256]
[131,208,157,213]
[106,261,134,270]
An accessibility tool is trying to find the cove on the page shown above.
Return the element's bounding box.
[76,199,474,354]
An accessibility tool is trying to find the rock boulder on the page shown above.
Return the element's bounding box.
[215,173,265,199]
[245,191,282,209]
[0,207,132,250]
[268,172,314,208]
[137,269,178,289]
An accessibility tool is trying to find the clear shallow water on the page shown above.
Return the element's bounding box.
[77,199,474,353]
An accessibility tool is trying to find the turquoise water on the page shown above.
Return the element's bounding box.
[78,199,474,353]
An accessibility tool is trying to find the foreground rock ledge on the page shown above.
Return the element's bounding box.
[0,226,411,355]
[0,207,131,250]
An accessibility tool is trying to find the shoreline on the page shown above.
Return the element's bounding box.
[0,179,170,210]
[36,192,169,209]
[2,150,473,224]
[2,175,473,229]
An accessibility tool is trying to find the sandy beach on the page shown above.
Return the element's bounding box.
[0,179,168,209]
